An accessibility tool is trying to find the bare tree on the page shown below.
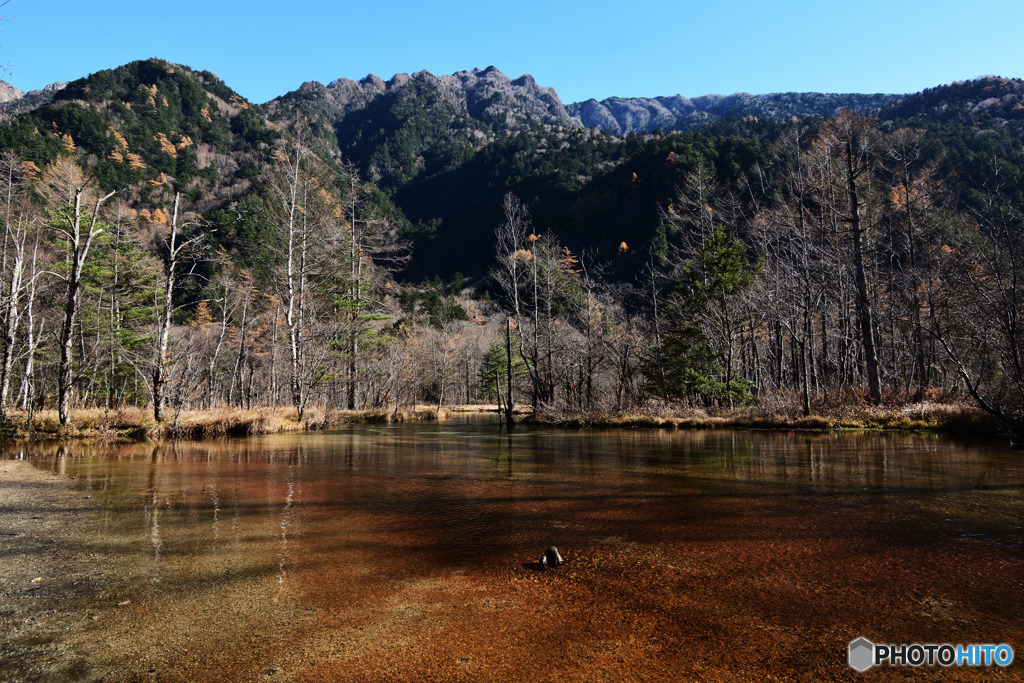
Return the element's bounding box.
[150,192,208,423]
[18,231,42,415]
[50,181,115,425]
[0,217,27,418]
[492,193,532,426]
[823,111,883,402]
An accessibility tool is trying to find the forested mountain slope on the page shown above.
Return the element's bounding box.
[5,62,1023,285]
[0,59,278,212]
[265,66,578,193]
[258,71,1024,281]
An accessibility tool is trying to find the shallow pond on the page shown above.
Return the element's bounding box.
[3,418,1023,680]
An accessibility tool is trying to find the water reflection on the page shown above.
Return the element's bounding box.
[3,424,1022,580]
[278,459,296,589]
[145,449,162,565]
[10,427,1022,489]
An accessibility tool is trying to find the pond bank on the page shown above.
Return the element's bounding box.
[0,405,458,441]
[530,401,999,436]
[0,400,1002,442]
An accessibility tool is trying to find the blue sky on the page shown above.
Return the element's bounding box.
[1,0,1021,104]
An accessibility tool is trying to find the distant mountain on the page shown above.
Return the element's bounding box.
[262,68,1024,278]
[268,65,576,132]
[266,66,912,194]
[879,76,1024,130]
[3,60,1023,284]
[566,92,900,135]
[0,79,23,103]
[0,59,279,215]
[0,80,69,116]
[266,66,580,191]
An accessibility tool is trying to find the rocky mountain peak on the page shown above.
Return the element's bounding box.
[0,79,25,103]
[362,73,386,90]
[279,66,578,133]
[0,79,68,115]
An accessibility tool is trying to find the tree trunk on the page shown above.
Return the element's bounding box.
[152,194,182,423]
[58,188,115,426]
[348,173,360,410]
[0,224,23,419]
[845,137,882,403]
[505,317,515,427]
[19,237,40,413]
[284,152,304,419]
[206,297,229,409]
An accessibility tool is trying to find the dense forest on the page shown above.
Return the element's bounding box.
[1,59,1023,435]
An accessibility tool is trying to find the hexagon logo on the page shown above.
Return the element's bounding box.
[849,637,875,672]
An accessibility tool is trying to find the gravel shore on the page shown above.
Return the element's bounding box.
[0,460,120,681]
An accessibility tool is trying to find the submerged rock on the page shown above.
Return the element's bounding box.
[540,546,563,569]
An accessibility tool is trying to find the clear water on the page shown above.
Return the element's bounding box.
[4,418,1023,678]
[8,420,1024,569]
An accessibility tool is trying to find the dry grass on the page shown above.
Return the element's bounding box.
[824,401,995,433]
[0,400,999,442]
[164,406,313,439]
[533,400,997,435]
[1,407,159,441]
[335,405,452,424]
[0,405,332,441]
[0,404,464,442]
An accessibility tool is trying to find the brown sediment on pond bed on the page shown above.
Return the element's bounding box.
[0,454,1021,681]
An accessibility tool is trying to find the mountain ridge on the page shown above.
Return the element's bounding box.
[0,79,68,115]
[264,65,582,193]
[268,66,910,135]
[566,91,901,134]
[1,59,1022,284]
[9,65,1023,138]
[267,65,578,131]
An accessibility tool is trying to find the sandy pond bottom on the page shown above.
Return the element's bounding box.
[1,424,1022,681]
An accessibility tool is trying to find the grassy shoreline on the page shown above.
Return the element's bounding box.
[0,400,1002,442]
[0,405,457,441]
[529,401,999,436]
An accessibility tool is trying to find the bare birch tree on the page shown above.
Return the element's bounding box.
[50,180,115,425]
[150,192,208,423]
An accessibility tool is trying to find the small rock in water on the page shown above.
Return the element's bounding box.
[540,546,563,569]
